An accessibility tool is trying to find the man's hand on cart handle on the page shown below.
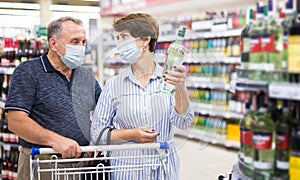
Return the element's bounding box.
[51,135,82,158]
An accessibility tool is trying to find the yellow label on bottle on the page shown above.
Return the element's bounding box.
[227,124,240,142]
[289,155,300,180]
[288,35,300,73]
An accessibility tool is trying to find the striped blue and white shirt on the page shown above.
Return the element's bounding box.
[91,62,194,180]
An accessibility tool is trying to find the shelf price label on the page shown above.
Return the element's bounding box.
[269,83,300,101]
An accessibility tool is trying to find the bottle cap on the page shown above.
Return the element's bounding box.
[268,0,273,12]
[177,25,187,38]
[286,0,293,10]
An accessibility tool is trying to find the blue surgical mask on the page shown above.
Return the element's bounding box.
[117,38,142,64]
[57,44,86,69]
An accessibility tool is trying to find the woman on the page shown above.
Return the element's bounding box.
[91,13,194,180]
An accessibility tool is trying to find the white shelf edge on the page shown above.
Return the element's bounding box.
[269,82,300,101]
[191,102,243,119]
[174,128,240,149]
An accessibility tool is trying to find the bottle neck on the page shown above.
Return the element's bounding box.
[175,36,185,43]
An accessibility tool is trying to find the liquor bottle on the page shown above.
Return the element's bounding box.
[240,9,254,68]
[252,92,275,179]
[266,0,283,79]
[289,102,300,180]
[249,2,264,81]
[2,149,9,180]
[275,107,290,179]
[158,25,187,93]
[239,92,257,177]
[288,0,300,74]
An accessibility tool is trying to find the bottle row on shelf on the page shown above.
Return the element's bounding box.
[238,89,300,180]
[0,148,19,180]
[239,0,300,84]
[0,37,48,67]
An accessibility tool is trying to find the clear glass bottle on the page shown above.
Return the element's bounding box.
[158,25,187,93]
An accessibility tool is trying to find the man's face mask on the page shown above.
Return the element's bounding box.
[117,37,142,64]
[56,42,86,69]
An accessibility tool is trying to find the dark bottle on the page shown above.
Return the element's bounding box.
[2,149,9,180]
[275,106,290,180]
[240,9,254,68]
[289,102,300,180]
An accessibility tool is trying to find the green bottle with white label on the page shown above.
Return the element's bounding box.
[159,25,187,94]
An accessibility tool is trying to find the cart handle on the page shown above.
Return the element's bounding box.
[30,141,169,155]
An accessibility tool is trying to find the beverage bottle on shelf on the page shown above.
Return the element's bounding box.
[275,106,290,179]
[252,92,275,179]
[240,9,254,68]
[249,2,264,81]
[289,102,300,180]
[239,92,258,177]
[158,25,187,93]
[2,149,9,180]
[265,0,284,80]
[288,0,300,74]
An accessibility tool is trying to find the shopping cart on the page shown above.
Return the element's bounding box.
[30,142,170,180]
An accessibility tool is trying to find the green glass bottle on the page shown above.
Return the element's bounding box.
[159,25,187,93]
[249,2,264,81]
[275,107,290,180]
[240,9,254,69]
[252,92,275,180]
[266,0,283,82]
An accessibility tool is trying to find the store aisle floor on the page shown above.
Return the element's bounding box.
[175,136,238,180]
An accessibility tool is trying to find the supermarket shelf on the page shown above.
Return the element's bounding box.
[191,102,243,120]
[187,81,229,90]
[269,82,300,101]
[235,79,269,92]
[0,66,15,75]
[183,57,240,64]
[174,128,240,149]
[158,28,243,42]
[0,141,21,151]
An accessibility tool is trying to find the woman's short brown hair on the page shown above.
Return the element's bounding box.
[113,13,159,52]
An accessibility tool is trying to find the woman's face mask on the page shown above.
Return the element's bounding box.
[117,37,142,64]
[56,42,86,69]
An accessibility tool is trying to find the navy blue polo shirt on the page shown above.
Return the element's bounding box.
[5,53,101,148]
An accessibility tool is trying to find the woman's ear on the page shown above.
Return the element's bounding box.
[142,36,151,46]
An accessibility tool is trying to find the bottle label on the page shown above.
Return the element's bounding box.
[240,38,250,53]
[244,156,253,164]
[241,128,252,145]
[289,155,300,180]
[3,132,10,142]
[253,161,273,170]
[261,34,275,52]
[276,131,289,150]
[283,31,288,50]
[288,35,300,73]
[276,160,289,170]
[253,131,272,150]
[2,170,8,179]
[250,36,261,53]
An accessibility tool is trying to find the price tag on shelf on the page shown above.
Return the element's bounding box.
[229,76,238,93]
[3,144,11,151]
[269,83,300,101]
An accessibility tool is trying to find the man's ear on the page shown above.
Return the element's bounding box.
[48,37,57,51]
